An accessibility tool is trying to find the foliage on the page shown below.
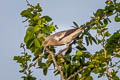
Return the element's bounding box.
[13,0,120,80]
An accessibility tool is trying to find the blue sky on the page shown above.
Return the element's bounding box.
[0,0,120,80]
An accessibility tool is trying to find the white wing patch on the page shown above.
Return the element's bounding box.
[54,32,66,41]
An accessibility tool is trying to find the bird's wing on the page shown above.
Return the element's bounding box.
[51,29,77,41]
[58,29,77,40]
[53,31,66,41]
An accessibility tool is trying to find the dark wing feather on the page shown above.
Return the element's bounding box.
[59,28,78,41]
[49,28,78,41]
[50,31,66,41]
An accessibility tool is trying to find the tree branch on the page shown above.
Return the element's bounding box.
[66,66,88,80]
[45,48,64,80]
[101,34,111,80]
[55,41,76,57]
[55,47,69,57]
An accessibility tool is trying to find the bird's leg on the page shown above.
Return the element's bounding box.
[55,44,70,57]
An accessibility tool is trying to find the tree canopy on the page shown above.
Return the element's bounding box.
[14,0,120,80]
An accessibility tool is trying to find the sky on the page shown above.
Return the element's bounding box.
[0,0,120,80]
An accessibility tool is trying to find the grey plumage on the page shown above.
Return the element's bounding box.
[44,27,84,47]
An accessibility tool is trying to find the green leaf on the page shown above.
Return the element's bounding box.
[76,51,83,56]
[116,3,120,12]
[13,56,25,63]
[91,36,97,44]
[26,26,34,34]
[95,9,104,18]
[41,16,52,22]
[21,9,33,18]
[104,31,111,37]
[13,56,19,60]
[24,33,33,43]
[32,56,38,61]
[33,25,40,32]
[19,69,24,73]
[113,0,116,3]
[26,39,34,49]
[24,27,34,43]
[22,75,36,80]
[105,0,113,5]
[115,54,120,58]
[105,4,115,16]
[38,62,46,68]
[91,26,98,30]
[54,69,59,76]
[112,76,119,80]
[43,67,48,75]
[99,21,103,25]
[73,56,80,61]
[107,18,111,23]
[34,38,41,48]
[35,3,42,12]
[88,64,94,68]
[103,19,108,24]
[92,68,100,74]
[105,29,120,53]
[85,37,89,46]
[65,47,72,55]
[76,45,86,51]
[73,21,79,28]
[89,37,93,45]
[49,22,55,32]
[106,5,115,11]
[86,76,93,80]
[115,14,120,22]
[106,54,111,59]
[33,13,40,21]
[64,64,69,77]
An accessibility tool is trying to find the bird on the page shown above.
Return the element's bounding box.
[44,26,85,48]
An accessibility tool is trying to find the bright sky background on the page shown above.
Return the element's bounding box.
[0,0,120,80]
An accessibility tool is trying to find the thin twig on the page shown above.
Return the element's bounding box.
[20,43,29,74]
[32,59,39,67]
[55,47,68,57]
[26,0,33,7]
[66,66,88,80]
[46,48,64,80]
